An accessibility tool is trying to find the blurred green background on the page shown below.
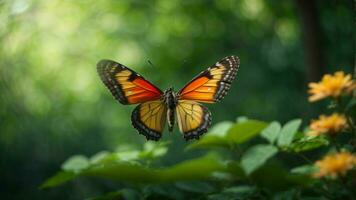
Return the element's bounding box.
[0,0,354,199]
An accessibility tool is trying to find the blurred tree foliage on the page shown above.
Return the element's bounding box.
[0,0,354,199]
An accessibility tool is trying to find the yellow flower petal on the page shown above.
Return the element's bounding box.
[313,152,356,179]
[307,113,347,137]
[307,71,355,102]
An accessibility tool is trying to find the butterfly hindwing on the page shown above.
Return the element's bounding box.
[176,100,212,140]
[97,59,162,105]
[178,56,239,103]
[131,100,167,141]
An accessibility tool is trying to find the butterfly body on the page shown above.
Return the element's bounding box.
[162,87,177,132]
[97,56,240,141]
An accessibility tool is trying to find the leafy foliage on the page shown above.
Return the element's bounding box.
[241,144,278,175]
[186,119,267,150]
[41,118,319,199]
[41,145,226,188]
[42,97,356,199]
[277,119,302,147]
[261,121,281,144]
[285,136,329,153]
[227,120,268,144]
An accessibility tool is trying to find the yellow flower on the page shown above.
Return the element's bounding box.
[308,71,356,102]
[307,113,347,137]
[313,152,356,179]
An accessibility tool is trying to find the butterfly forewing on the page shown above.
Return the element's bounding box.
[97,59,162,105]
[176,100,212,140]
[178,56,239,103]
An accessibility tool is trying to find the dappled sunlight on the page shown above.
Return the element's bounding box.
[275,18,298,46]
[0,0,354,199]
[241,0,265,20]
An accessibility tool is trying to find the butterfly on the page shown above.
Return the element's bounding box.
[97,56,240,141]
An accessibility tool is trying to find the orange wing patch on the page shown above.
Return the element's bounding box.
[176,100,211,140]
[97,60,162,105]
[178,56,239,103]
[131,100,167,141]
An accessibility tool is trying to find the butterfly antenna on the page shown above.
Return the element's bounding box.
[147,60,156,68]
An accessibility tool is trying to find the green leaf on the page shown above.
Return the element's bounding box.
[90,151,110,164]
[61,155,89,173]
[207,194,233,200]
[175,181,215,193]
[273,189,297,200]
[208,121,234,136]
[225,161,246,178]
[140,141,169,159]
[291,165,316,175]
[277,119,302,147]
[186,120,266,150]
[210,171,234,181]
[251,163,313,190]
[227,120,267,144]
[261,121,281,144]
[241,144,278,175]
[143,184,185,200]
[185,135,231,150]
[86,191,124,200]
[117,189,141,200]
[116,151,140,161]
[158,153,225,181]
[87,189,141,200]
[285,136,329,153]
[40,171,76,189]
[41,153,227,188]
[223,185,255,194]
[185,122,234,150]
[236,116,248,123]
[208,185,256,200]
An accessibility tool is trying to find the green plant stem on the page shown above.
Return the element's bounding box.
[347,116,356,134]
[295,152,313,164]
[330,136,341,152]
[346,116,356,151]
[343,94,356,150]
[340,175,356,200]
[334,97,343,112]
[317,179,334,199]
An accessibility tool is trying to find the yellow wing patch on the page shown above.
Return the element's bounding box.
[176,100,211,140]
[131,100,167,141]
